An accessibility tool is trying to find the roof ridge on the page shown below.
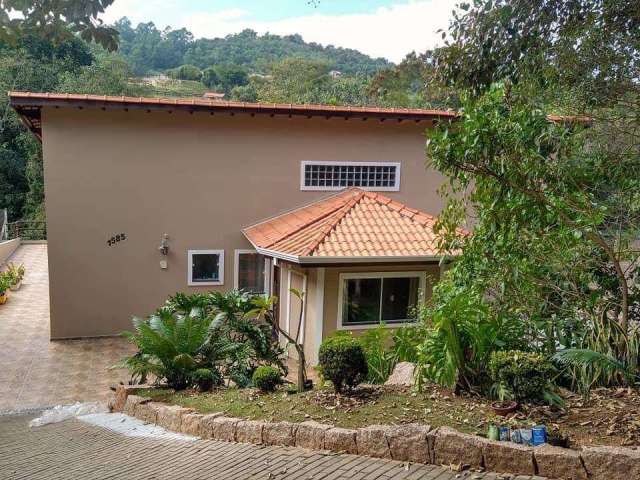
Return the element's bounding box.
[362,190,439,227]
[261,189,359,249]
[303,189,366,255]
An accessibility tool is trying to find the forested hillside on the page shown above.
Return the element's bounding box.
[114,19,390,77]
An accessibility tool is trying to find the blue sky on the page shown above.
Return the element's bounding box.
[101,0,458,63]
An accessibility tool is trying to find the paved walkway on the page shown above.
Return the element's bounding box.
[0,412,545,480]
[0,245,135,412]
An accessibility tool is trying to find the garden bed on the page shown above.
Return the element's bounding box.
[140,383,640,448]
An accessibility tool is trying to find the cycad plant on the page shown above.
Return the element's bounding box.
[120,308,226,390]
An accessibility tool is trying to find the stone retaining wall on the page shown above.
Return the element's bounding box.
[110,386,639,480]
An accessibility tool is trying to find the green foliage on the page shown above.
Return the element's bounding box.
[201,67,219,88]
[167,64,202,81]
[488,350,556,403]
[0,271,11,294]
[359,325,396,384]
[5,262,24,286]
[121,309,222,390]
[192,368,221,392]
[319,335,368,393]
[0,0,119,51]
[120,289,286,390]
[252,365,282,392]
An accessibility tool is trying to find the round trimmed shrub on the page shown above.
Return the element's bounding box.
[488,350,555,402]
[252,366,282,392]
[192,368,221,392]
[319,335,368,393]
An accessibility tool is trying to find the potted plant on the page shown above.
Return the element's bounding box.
[0,273,10,305]
[490,382,518,416]
[7,263,25,291]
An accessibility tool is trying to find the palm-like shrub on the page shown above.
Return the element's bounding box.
[121,309,225,390]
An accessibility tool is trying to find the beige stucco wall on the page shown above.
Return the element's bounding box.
[0,239,20,267]
[41,107,447,338]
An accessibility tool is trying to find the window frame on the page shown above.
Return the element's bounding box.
[187,249,224,286]
[234,249,270,295]
[300,161,401,192]
[337,271,426,330]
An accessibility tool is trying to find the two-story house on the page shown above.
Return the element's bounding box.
[10,92,460,364]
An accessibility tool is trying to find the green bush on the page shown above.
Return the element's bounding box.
[192,368,221,392]
[167,64,202,81]
[201,67,219,88]
[488,350,555,402]
[252,365,282,392]
[359,325,396,384]
[319,335,368,393]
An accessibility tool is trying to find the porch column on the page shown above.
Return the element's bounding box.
[307,267,325,365]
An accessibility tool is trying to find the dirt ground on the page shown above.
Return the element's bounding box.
[145,384,640,448]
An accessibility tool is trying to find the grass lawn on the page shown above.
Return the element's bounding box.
[140,384,640,447]
[144,385,491,434]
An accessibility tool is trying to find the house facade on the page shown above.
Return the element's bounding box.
[11,92,459,364]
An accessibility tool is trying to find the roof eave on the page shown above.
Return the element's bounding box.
[252,246,451,265]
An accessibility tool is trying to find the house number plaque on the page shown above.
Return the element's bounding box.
[107,233,127,246]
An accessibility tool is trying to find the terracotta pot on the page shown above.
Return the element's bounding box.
[490,400,518,416]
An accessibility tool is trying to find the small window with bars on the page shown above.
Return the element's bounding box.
[300,162,401,191]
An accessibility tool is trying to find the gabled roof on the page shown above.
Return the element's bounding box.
[243,188,464,264]
[8,92,459,141]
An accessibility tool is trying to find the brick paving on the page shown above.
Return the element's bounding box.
[0,245,135,412]
[0,412,546,480]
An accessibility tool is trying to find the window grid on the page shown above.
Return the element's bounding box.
[302,162,400,191]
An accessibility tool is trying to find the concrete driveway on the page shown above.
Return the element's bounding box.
[0,245,135,412]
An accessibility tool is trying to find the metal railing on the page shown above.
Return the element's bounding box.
[7,220,47,240]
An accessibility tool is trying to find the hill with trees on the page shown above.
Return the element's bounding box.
[113,19,391,77]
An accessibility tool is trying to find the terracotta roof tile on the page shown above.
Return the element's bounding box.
[243,188,467,260]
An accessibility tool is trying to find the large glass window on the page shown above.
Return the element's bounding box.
[340,273,422,327]
[236,250,267,294]
[188,250,224,286]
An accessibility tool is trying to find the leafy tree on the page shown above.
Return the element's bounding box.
[368,51,459,109]
[201,67,219,88]
[0,0,119,51]
[166,64,202,81]
[213,64,248,93]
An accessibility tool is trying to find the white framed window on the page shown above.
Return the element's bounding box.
[188,250,224,286]
[337,271,426,329]
[234,249,271,294]
[300,161,401,191]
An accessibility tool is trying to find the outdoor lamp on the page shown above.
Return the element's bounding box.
[158,233,169,255]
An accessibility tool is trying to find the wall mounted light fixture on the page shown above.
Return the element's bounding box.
[158,233,170,255]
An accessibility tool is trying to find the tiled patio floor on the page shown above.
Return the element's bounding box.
[0,244,135,412]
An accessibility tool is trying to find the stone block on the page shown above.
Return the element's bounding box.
[356,425,392,459]
[295,421,332,450]
[123,394,145,416]
[211,417,240,442]
[156,405,194,432]
[580,446,640,480]
[387,423,431,464]
[384,362,416,387]
[135,401,161,425]
[198,412,224,439]
[433,426,486,469]
[483,439,535,476]
[180,413,204,437]
[263,421,296,447]
[236,420,265,445]
[324,427,358,454]
[534,444,587,480]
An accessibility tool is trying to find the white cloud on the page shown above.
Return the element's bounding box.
[102,1,458,63]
